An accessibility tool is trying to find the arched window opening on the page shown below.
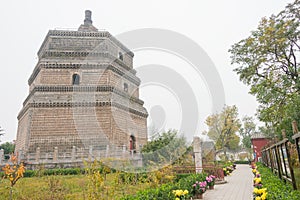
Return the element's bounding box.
[72,74,80,85]
[129,135,136,153]
[123,83,128,92]
[119,52,123,61]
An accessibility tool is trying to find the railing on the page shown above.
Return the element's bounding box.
[261,121,300,190]
[0,145,142,169]
[173,164,225,181]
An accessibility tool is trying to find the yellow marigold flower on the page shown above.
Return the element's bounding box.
[183,190,188,195]
[253,188,259,194]
[255,196,261,200]
[261,192,267,200]
[175,198,180,200]
[252,169,257,173]
[255,178,261,184]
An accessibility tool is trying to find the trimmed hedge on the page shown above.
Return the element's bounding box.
[121,173,208,200]
[257,162,300,200]
[234,160,250,164]
[0,168,85,178]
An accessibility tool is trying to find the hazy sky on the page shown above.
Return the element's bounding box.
[0,0,293,143]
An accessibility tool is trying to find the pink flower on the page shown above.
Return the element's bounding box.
[206,177,213,183]
[209,175,216,179]
[200,181,207,187]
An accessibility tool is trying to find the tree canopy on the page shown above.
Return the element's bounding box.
[141,130,188,167]
[0,142,15,154]
[206,105,241,154]
[239,116,256,149]
[229,0,300,137]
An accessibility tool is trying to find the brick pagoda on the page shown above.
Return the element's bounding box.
[15,11,148,160]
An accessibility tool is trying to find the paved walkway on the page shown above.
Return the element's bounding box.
[204,164,253,200]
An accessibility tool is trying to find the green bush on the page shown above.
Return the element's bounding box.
[1,168,85,178]
[121,173,207,200]
[257,163,300,200]
[234,160,250,164]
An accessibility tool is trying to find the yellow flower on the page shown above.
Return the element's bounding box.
[261,192,267,200]
[253,188,259,194]
[175,190,183,197]
[255,178,261,184]
[255,197,261,200]
[183,190,188,195]
[175,198,180,200]
[252,169,257,173]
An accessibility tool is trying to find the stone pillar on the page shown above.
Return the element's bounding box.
[88,146,93,160]
[18,149,23,164]
[193,136,203,173]
[71,146,76,162]
[53,147,58,162]
[105,145,109,158]
[122,144,126,157]
[35,147,40,163]
[0,149,4,165]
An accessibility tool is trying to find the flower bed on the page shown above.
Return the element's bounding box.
[120,172,220,200]
[255,163,300,200]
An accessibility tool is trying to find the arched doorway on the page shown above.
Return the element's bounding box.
[129,135,136,153]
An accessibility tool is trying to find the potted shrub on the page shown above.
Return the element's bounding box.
[191,181,207,199]
[206,175,216,189]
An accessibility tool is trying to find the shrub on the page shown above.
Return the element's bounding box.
[121,173,207,200]
[257,163,300,200]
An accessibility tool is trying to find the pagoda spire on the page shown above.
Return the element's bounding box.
[78,10,98,32]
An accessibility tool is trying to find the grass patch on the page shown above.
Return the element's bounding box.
[0,173,150,200]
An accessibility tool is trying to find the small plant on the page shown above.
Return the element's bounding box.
[253,187,268,200]
[206,175,216,187]
[45,176,66,200]
[84,160,104,199]
[191,181,207,196]
[1,154,25,200]
[172,189,188,200]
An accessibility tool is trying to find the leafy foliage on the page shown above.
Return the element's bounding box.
[141,130,188,167]
[206,105,241,154]
[239,116,256,149]
[121,173,207,200]
[257,162,300,200]
[229,0,300,137]
[0,142,15,154]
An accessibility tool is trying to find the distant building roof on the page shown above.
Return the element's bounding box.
[251,132,269,139]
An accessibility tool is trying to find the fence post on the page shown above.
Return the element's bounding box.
[71,146,76,162]
[35,147,40,163]
[88,146,93,160]
[122,144,126,158]
[0,149,4,165]
[53,147,58,162]
[105,145,109,158]
[292,121,299,134]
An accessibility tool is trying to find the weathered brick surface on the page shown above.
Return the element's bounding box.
[15,17,148,156]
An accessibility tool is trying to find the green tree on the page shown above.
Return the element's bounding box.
[0,142,15,154]
[206,105,241,156]
[239,116,256,149]
[141,130,188,167]
[229,0,300,138]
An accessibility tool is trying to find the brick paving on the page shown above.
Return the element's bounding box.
[204,164,253,200]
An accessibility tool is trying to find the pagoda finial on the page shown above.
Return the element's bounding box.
[84,10,93,25]
[78,10,98,32]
